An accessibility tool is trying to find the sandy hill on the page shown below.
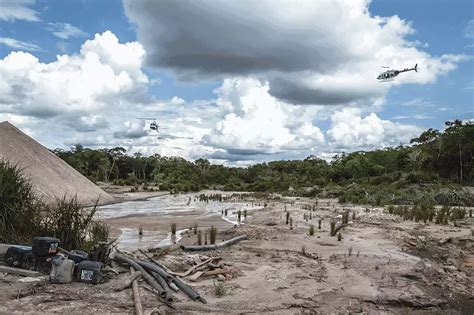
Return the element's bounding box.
[0,121,114,206]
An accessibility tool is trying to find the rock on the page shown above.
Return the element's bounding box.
[217,274,225,281]
[443,265,457,273]
[439,237,452,244]
[225,274,233,280]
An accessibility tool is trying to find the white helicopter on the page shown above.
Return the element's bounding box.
[377,64,418,81]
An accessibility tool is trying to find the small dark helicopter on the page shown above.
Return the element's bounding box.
[137,117,160,131]
[377,64,418,81]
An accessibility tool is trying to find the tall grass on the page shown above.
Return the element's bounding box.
[0,161,42,243]
[41,197,109,250]
[0,160,109,249]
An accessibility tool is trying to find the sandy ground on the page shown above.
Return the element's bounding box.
[0,195,473,314]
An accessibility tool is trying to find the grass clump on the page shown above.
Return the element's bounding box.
[0,161,42,244]
[213,281,227,297]
[309,224,314,236]
[41,197,109,251]
[0,160,110,250]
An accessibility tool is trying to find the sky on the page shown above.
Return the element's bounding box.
[0,0,473,165]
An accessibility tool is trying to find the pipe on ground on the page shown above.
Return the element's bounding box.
[180,235,248,252]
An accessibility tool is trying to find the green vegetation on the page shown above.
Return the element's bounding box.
[0,160,109,248]
[0,160,42,243]
[213,281,227,297]
[54,120,473,206]
[42,197,108,250]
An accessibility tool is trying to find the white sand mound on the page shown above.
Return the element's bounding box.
[0,121,114,206]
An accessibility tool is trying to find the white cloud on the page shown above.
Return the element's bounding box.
[0,37,41,51]
[124,0,468,105]
[327,108,421,150]
[465,19,474,39]
[47,22,88,39]
[0,30,148,118]
[204,78,325,155]
[0,0,39,22]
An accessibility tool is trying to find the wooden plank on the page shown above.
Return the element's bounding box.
[203,268,231,277]
[130,267,143,315]
[187,271,204,282]
[0,265,42,277]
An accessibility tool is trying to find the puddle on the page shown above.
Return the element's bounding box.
[98,193,262,249]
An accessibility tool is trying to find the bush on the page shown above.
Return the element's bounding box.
[41,197,109,251]
[0,161,42,244]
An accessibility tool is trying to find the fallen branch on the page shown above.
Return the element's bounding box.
[331,224,348,236]
[202,268,231,277]
[130,267,143,315]
[168,257,216,277]
[180,235,248,252]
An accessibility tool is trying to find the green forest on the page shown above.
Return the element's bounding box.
[54,120,474,206]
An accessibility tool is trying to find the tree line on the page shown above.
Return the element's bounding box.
[53,120,473,205]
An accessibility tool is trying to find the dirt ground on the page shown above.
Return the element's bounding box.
[0,195,473,314]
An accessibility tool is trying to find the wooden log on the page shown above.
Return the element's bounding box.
[203,268,231,277]
[168,257,215,277]
[180,235,248,252]
[0,266,42,277]
[130,267,143,315]
[187,271,204,282]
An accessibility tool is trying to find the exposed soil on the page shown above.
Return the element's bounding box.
[0,194,472,314]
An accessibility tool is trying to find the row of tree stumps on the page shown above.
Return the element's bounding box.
[284,202,354,242]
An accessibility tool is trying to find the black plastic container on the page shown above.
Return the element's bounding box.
[32,237,60,258]
[75,260,103,284]
[4,245,33,269]
[68,250,88,264]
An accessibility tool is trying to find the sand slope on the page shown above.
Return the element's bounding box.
[0,121,114,206]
